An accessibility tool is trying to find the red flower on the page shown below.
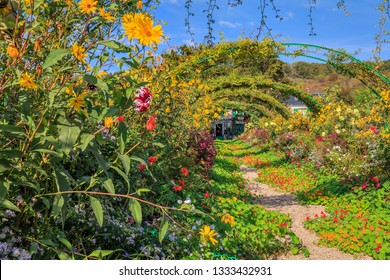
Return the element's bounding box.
[361,183,368,189]
[372,176,379,183]
[204,192,210,198]
[116,115,125,122]
[173,185,182,192]
[378,243,382,248]
[148,156,157,165]
[134,87,152,112]
[376,183,381,188]
[306,216,310,221]
[370,126,377,133]
[333,217,338,222]
[315,214,319,218]
[179,180,185,187]
[181,167,189,177]
[146,114,156,131]
[375,247,380,253]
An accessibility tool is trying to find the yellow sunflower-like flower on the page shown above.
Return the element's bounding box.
[7,44,19,58]
[199,225,218,245]
[122,13,163,47]
[71,44,87,63]
[221,213,235,227]
[69,96,86,113]
[20,73,38,90]
[79,0,97,14]
[99,8,114,22]
[104,117,113,128]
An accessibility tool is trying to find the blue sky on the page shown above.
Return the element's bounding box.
[153,0,389,62]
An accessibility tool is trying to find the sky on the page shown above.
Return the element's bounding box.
[153,0,390,62]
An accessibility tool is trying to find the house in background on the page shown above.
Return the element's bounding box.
[211,109,245,140]
[285,92,324,114]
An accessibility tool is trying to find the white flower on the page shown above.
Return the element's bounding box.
[184,197,192,204]
[177,200,183,204]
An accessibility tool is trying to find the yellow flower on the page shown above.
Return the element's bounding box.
[79,0,97,14]
[65,85,74,95]
[199,225,218,245]
[20,73,38,90]
[69,96,86,113]
[221,213,235,227]
[71,44,87,63]
[7,44,19,58]
[99,8,114,22]
[104,117,113,128]
[136,0,143,10]
[122,13,164,47]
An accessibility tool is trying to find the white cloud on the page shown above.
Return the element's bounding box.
[219,20,242,28]
[286,11,295,20]
[169,0,178,4]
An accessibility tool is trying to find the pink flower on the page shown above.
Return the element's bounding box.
[204,193,210,198]
[372,177,379,183]
[146,114,156,131]
[134,87,152,112]
[361,183,368,189]
[376,183,381,188]
[181,167,189,177]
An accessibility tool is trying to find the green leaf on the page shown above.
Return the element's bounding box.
[290,233,301,245]
[83,74,109,91]
[152,142,165,148]
[57,119,81,156]
[0,182,7,205]
[103,178,115,194]
[88,145,109,176]
[109,166,129,190]
[41,197,50,209]
[53,194,64,218]
[128,198,142,227]
[99,40,128,52]
[56,251,72,260]
[159,219,169,243]
[58,238,73,251]
[136,188,150,196]
[0,158,12,175]
[43,49,70,69]
[1,199,21,212]
[79,133,95,151]
[88,250,114,259]
[0,150,23,158]
[291,246,299,255]
[117,121,127,154]
[0,124,26,139]
[53,169,70,192]
[32,149,61,158]
[118,154,131,175]
[89,196,104,227]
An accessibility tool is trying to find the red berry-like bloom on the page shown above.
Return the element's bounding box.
[116,115,125,122]
[146,114,156,131]
[372,177,379,183]
[173,185,182,192]
[134,87,152,112]
[178,180,185,187]
[148,156,157,165]
[181,167,189,177]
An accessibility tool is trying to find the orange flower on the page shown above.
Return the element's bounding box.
[7,44,19,58]
[136,0,143,9]
[146,114,156,131]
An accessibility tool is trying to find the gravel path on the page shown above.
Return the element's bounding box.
[240,165,371,260]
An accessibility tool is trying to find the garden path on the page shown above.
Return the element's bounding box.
[240,165,372,260]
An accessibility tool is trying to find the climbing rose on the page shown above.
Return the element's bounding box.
[146,114,156,131]
[134,87,152,112]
